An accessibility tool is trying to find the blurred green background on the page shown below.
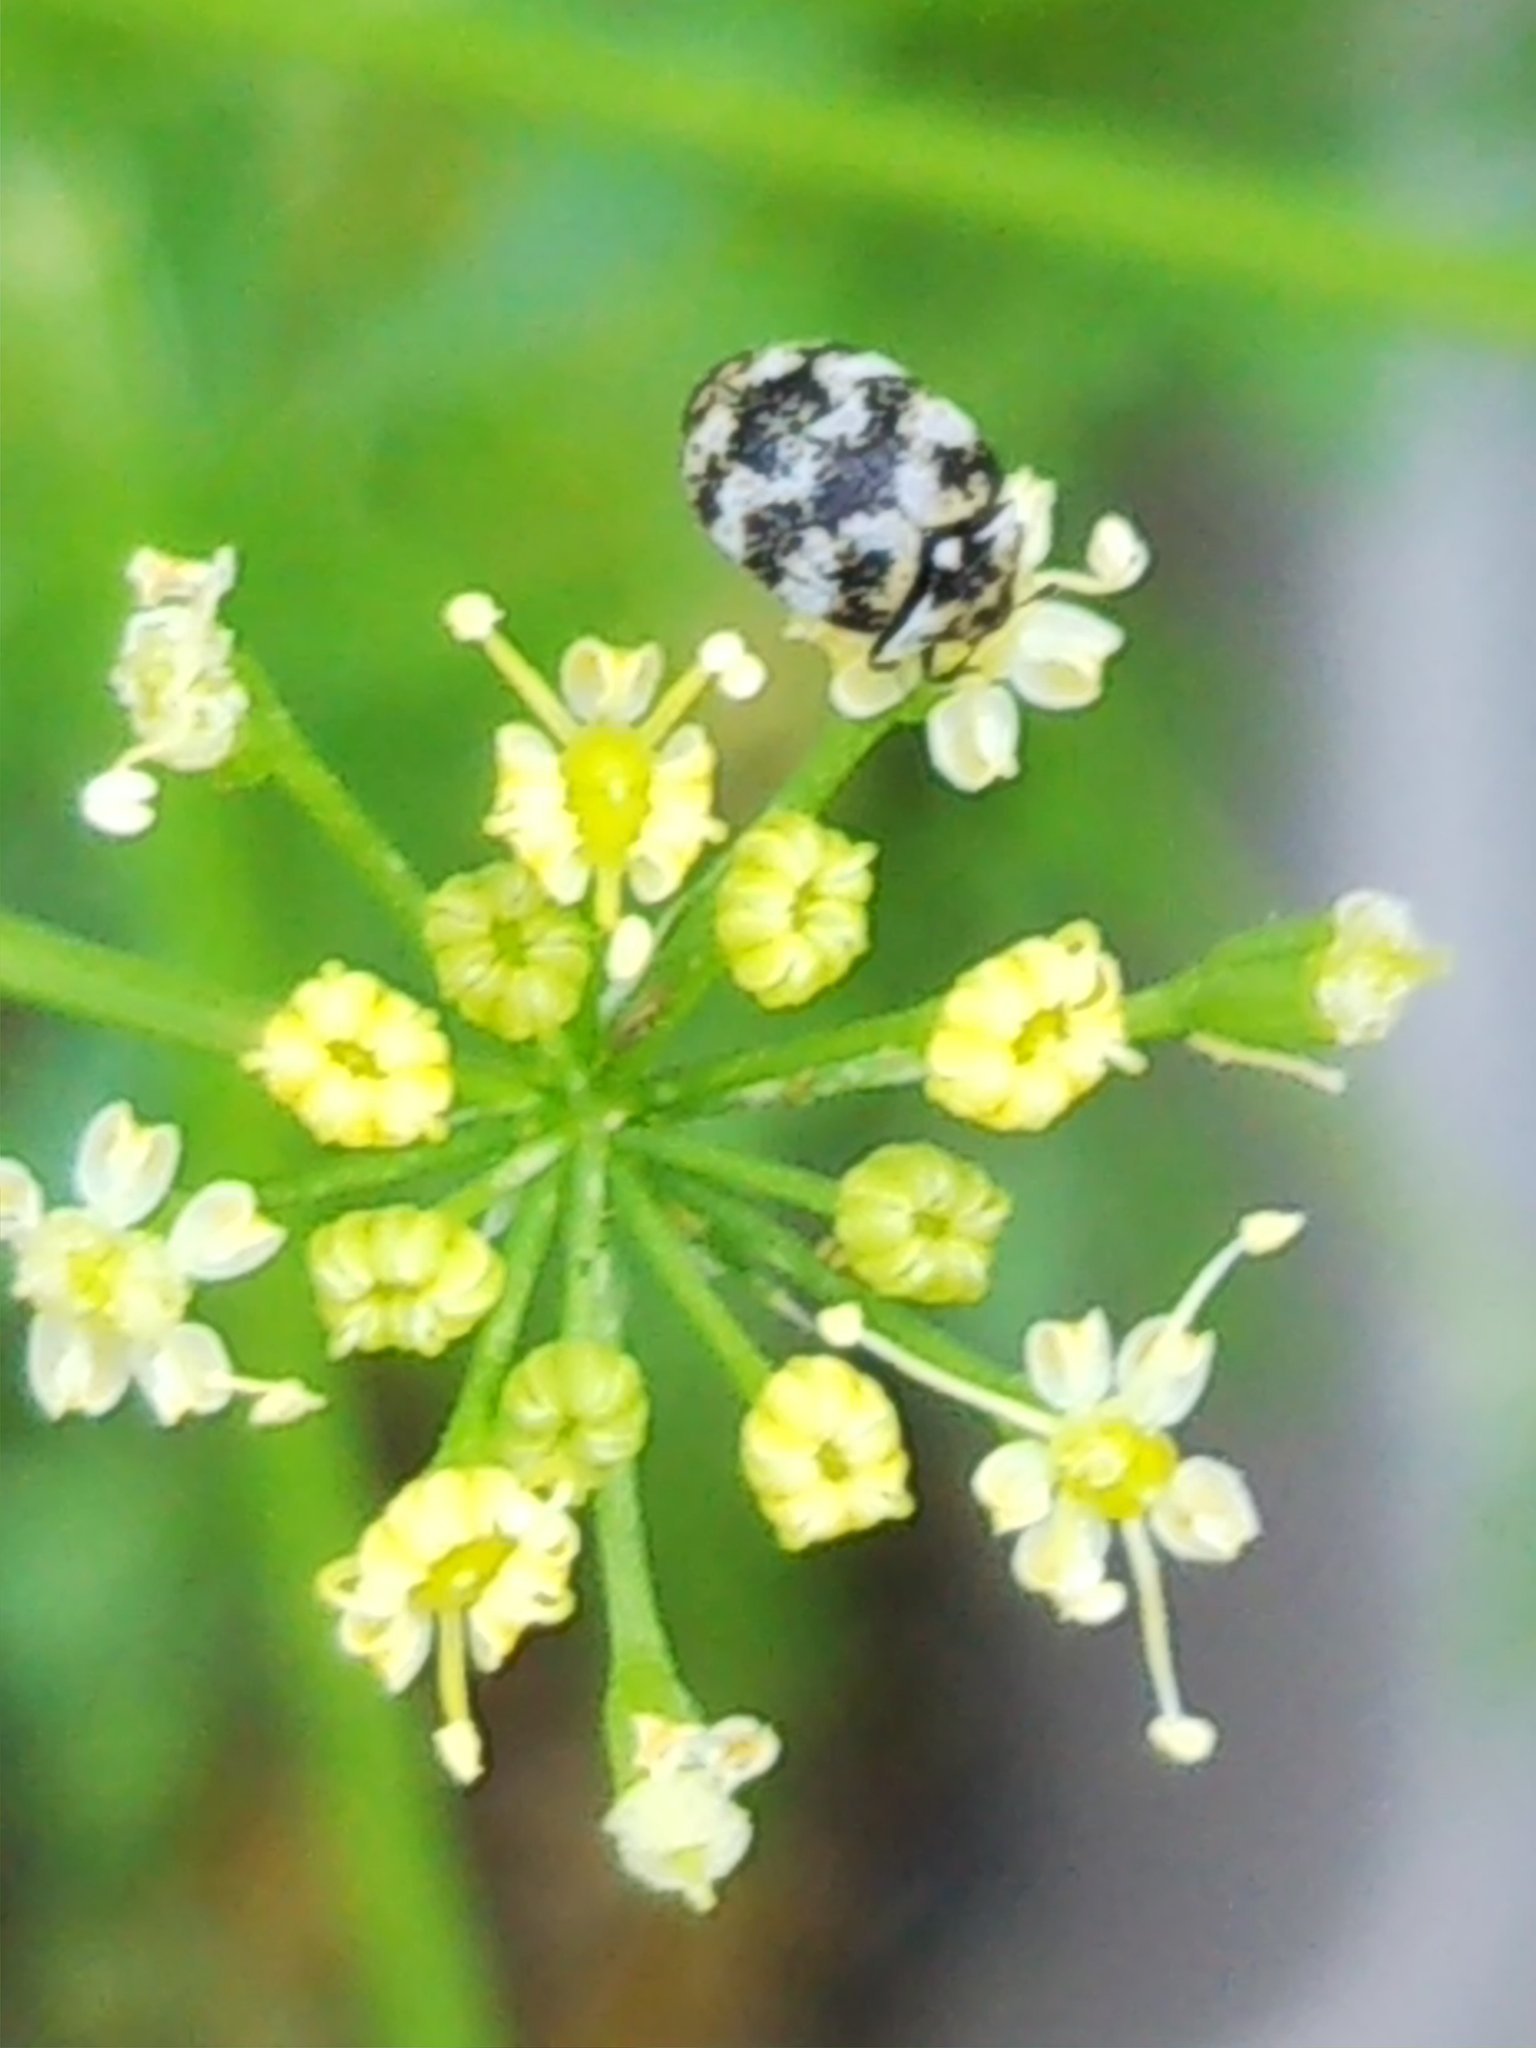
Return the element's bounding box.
[3,3,1533,2045]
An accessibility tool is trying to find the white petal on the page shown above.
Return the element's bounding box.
[0,1159,44,1242]
[73,1102,180,1228]
[27,1314,132,1419]
[558,637,663,724]
[827,657,913,720]
[137,1321,233,1425]
[1006,600,1123,710]
[80,765,160,837]
[1084,514,1151,592]
[1057,1578,1128,1627]
[924,686,1020,792]
[1023,1309,1114,1413]
[1002,468,1057,573]
[697,1716,782,1791]
[970,1440,1054,1534]
[1011,1500,1110,1603]
[168,1181,286,1281]
[1115,1316,1215,1428]
[1150,1455,1261,1564]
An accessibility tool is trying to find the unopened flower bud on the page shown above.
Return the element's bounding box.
[833,1142,1011,1305]
[498,1339,650,1499]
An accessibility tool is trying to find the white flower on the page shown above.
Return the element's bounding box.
[0,1101,309,1427]
[317,1466,581,1785]
[1314,891,1447,1046]
[81,545,247,837]
[971,1210,1297,1762]
[603,1711,780,1911]
[795,468,1149,793]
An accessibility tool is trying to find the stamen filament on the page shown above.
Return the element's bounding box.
[1121,1517,1186,1722]
[639,664,708,744]
[480,628,579,743]
[823,1309,1056,1439]
[1188,1033,1347,1095]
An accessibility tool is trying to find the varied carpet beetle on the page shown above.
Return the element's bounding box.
[681,343,1021,667]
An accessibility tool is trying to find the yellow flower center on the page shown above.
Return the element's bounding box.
[328,1035,384,1080]
[1013,1007,1068,1064]
[419,1535,515,1613]
[1051,1415,1177,1521]
[815,1441,852,1483]
[63,1237,139,1318]
[562,726,654,871]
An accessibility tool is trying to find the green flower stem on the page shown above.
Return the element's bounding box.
[611,707,903,1065]
[1126,978,1199,1043]
[631,1000,937,1121]
[42,0,1536,344]
[611,1157,772,1399]
[435,1173,563,1463]
[622,1127,839,1219]
[594,1464,701,1783]
[557,1131,699,1778]
[0,909,261,1052]
[257,1116,531,1222]
[439,1135,568,1223]
[675,1171,1033,1415]
[242,658,430,948]
[560,1125,619,1345]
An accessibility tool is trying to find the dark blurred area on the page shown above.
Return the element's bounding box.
[3,1,1533,2044]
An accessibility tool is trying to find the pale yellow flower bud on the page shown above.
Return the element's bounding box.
[498,1339,650,1500]
[1313,891,1447,1047]
[715,813,877,1011]
[833,1142,1011,1305]
[424,861,594,1044]
[739,1354,914,1551]
[924,920,1144,1134]
[244,963,453,1148]
[307,1206,505,1359]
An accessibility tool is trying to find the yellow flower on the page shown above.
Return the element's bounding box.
[714,813,877,1010]
[80,544,247,838]
[1313,891,1447,1047]
[924,920,1145,1134]
[316,1465,580,1785]
[497,1338,650,1500]
[424,860,594,1043]
[740,1353,914,1551]
[833,1142,1011,1305]
[603,1711,780,1913]
[0,1100,314,1427]
[244,962,453,1148]
[307,1206,504,1359]
[446,597,761,935]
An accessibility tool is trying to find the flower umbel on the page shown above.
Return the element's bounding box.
[603,1711,781,1913]
[317,1465,580,1784]
[925,920,1146,1133]
[0,1101,314,1425]
[244,963,454,1148]
[307,1206,505,1359]
[80,545,247,837]
[833,1142,1010,1305]
[970,1209,1300,1762]
[715,813,877,1010]
[740,1353,915,1550]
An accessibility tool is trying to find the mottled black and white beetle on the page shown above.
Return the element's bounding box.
[681,343,1022,669]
